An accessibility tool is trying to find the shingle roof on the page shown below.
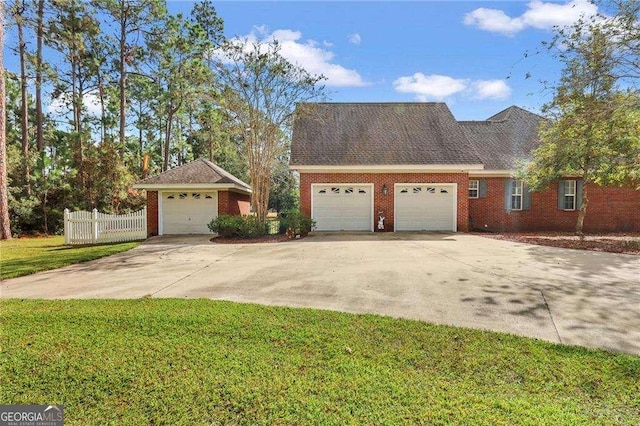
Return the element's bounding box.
[460,106,546,170]
[290,103,483,166]
[135,158,251,190]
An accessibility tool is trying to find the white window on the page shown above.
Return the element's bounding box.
[469,180,479,198]
[511,180,523,210]
[564,180,576,210]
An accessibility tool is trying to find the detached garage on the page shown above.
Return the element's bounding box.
[134,159,251,236]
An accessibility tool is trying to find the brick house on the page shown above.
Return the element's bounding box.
[290,103,640,233]
[134,158,251,236]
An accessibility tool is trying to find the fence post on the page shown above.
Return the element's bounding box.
[64,208,70,244]
[92,208,98,244]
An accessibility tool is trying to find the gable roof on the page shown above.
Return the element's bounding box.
[460,106,546,170]
[291,103,483,167]
[291,103,546,172]
[134,158,251,192]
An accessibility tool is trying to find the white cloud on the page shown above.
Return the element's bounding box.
[473,80,512,100]
[392,73,468,101]
[227,27,369,87]
[392,73,512,102]
[348,33,361,45]
[47,90,103,118]
[464,0,600,36]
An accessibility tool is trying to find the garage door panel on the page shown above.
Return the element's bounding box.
[395,184,456,231]
[162,192,218,234]
[312,185,372,231]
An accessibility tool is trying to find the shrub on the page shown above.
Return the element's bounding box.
[208,215,268,238]
[278,210,315,237]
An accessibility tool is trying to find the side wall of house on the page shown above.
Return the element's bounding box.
[146,190,159,237]
[218,190,251,216]
[469,178,640,232]
[300,172,470,232]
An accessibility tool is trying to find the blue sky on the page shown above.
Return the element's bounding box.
[3,1,602,121]
[169,0,598,120]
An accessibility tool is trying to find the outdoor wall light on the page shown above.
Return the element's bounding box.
[382,184,388,195]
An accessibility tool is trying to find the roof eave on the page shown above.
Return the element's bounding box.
[132,183,252,194]
[289,164,485,173]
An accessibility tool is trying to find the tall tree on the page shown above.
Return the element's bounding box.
[524,5,640,235]
[0,1,12,239]
[34,0,45,153]
[216,40,325,223]
[10,0,31,194]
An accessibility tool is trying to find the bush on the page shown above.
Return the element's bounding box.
[208,215,268,238]
[278,210,315,236]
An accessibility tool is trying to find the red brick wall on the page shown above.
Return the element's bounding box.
[469,178,640,232]
[146,190,159,237]
[218,190,251,215]
[299,173,470,232]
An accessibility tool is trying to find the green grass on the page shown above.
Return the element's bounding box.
[0,236,141,280]
[1,299,638,425]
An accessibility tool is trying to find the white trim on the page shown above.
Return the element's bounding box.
[292,164,484,173]
[158,191,164,236]
[311,183,374,232]
[134,183,251,193]
[468,179,479,199]
[563,179,577,211]
[511,180,524,211]
[393,183,458,232]
[469,170,513,177]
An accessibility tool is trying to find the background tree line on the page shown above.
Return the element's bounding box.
[0,0,323,238]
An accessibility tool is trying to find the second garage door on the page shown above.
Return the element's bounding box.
[312,184,373,231]
[395,184,456,231]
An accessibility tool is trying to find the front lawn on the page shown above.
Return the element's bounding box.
[0,236,141,280]
[1,300,638,424]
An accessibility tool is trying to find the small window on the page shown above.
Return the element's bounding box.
[331,187,340,194]
[318,189,326,194]
[344,187,354,194]
[511,180,523,210]
[469,180,479,198]
[205,194,213,199]
[400,188,408,194]
[564,180,576,210]
[179,193,188,199]
[167,194,175,199]
[426,187,436,193]
[413,187,422,194]
[192,193,200,199]
[358,189,366,194]
[440,189,448,194]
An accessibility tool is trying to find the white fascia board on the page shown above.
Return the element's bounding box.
[290,164,485,173]
[468,170,514,177]
[133,183,252,193]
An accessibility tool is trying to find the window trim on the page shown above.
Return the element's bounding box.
[468,180,479,199]
[511,180,523,211]
[563,180,576,211]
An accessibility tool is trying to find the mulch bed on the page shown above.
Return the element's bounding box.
[475,232,640,255]
[211,234,293,244]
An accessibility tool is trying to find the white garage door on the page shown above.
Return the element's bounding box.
[312,185,372,231]
[162,191,218,235]
[395,184,456,231]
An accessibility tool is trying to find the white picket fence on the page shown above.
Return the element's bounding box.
[64,208,147,245]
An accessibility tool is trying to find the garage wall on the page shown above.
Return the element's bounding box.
[300,173,470,232]
[146,191,159,236]
[219,191,251,215]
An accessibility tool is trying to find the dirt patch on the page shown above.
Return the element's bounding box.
[475,232,640,255]
[211,234,293,244]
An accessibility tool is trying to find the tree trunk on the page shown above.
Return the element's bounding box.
[16,1,30,195]
[163,111,174,171]
[576,183,588,238]
[0,2,12,239]
[119,1,127,157]
[35,0,44,152]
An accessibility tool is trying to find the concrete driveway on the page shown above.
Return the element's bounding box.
[2,233,639,355]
